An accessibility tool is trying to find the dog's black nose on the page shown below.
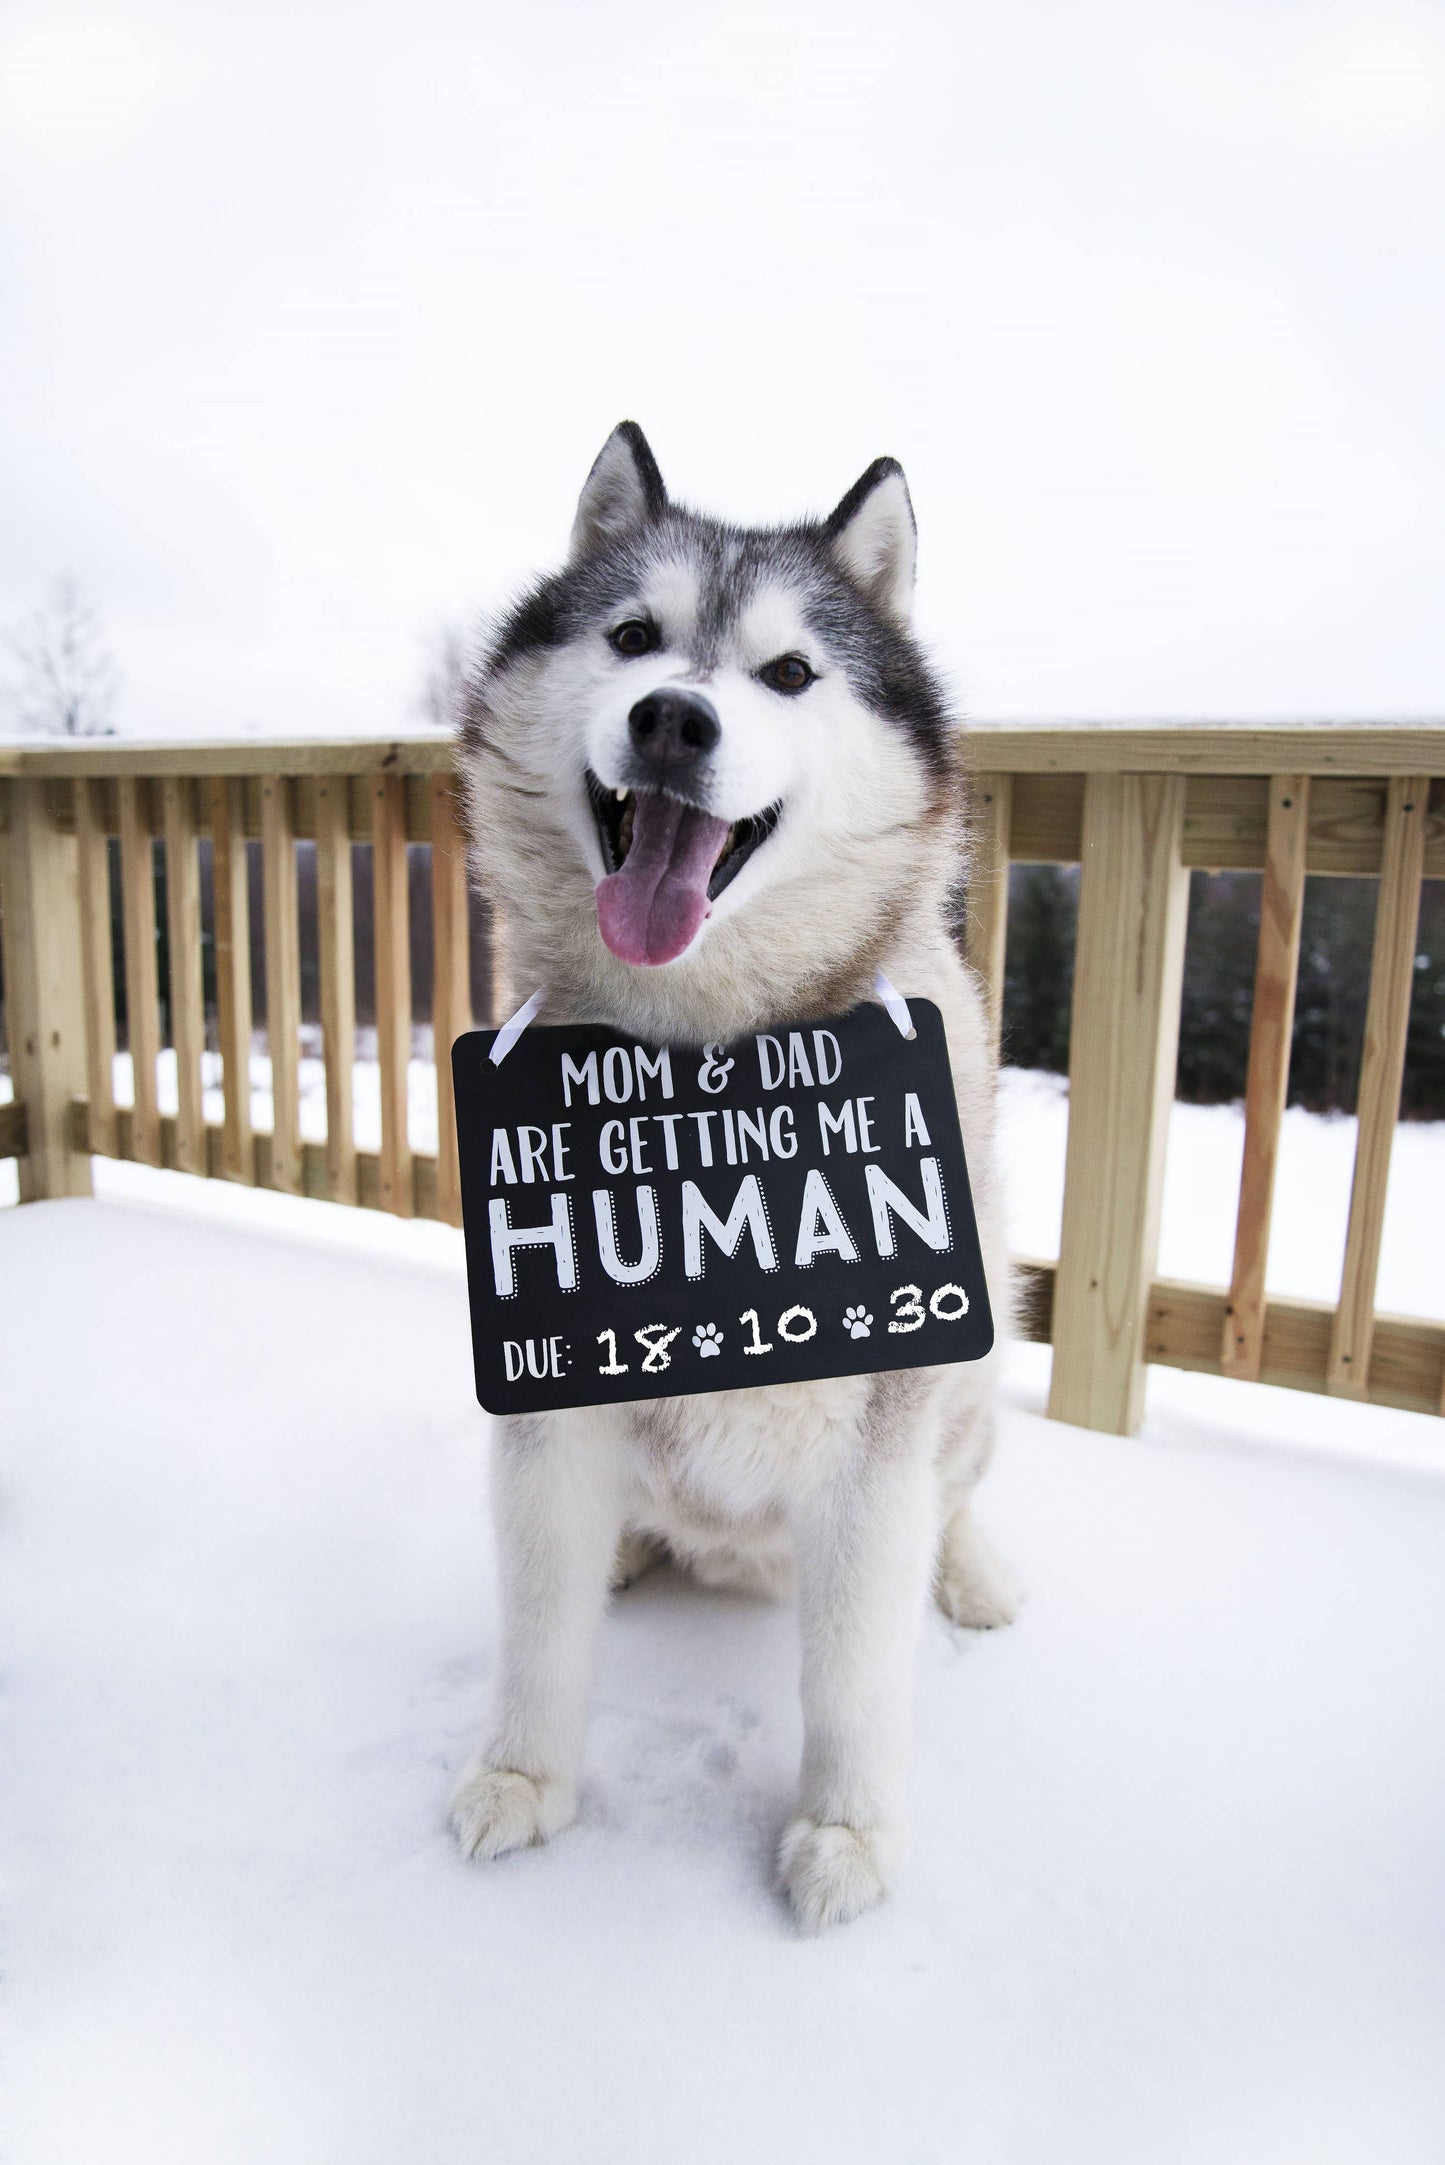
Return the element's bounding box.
[627,688,721,772]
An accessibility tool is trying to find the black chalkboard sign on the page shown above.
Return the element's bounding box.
[453,999,993,1416]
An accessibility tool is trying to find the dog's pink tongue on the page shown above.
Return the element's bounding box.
[596,792,730,967]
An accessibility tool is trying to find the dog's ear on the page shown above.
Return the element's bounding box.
[571,422,668,556]
[824,458,917,621]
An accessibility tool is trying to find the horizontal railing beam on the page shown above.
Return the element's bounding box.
[0,737,454,780]
[1016,1258,1445,1420]
[1009,772,1444,877]
[962,726,1445,776]
[0,1100,29,1160]
[2,773,447,847]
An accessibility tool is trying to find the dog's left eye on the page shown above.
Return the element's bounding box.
[609,620,657,658]
[760,654,815,695]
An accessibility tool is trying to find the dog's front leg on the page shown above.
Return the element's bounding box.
[780,1377,939,1931]
[450,1409,625,1862]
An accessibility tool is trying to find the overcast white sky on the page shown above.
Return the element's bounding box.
[2,0,1443,738]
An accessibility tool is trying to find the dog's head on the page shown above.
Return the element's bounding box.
[460,424,962,1024]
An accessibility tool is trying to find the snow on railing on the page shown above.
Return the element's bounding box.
[1,727,1442,1432]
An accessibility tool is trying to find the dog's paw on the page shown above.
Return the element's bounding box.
[449,1763,575,1862]
[778,1816,894,1931]
[935,1508,1022,1629]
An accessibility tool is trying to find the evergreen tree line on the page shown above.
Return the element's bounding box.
[999,863,1445,1117]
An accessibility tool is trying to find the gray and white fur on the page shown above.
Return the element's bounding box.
[451,423,1017,1930]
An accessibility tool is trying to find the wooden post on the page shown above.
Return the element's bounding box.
[1327,776,1429,1397]
[117,777,161,1166]
[75,777,117,1159]
[1221,777,1310,1379]
[1048,773,1190,1435]
[316,776,357,1206]
[965,773,1012,1058]
[260,776,302,1195]
[0,779,92,1200]
[430,775,472,1228]
[209,777,253,1184]
[373,772,413,1217]
[162,777,206,1176]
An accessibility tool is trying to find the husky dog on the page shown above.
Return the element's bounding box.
[451,423,1017,1929]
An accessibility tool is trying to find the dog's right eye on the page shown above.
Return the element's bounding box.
[609,620,656,658]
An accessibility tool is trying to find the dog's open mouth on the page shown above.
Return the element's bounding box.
[585,770,780,968]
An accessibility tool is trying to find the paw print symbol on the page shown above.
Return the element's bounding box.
[843,1305,874,1340]
[692,1322,724,1358]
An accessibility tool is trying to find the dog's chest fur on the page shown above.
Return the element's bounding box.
[619,1369,880,1591]
[633,1370,872,1514]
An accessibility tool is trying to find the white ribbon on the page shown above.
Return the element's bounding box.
[492,975,912,1060]
[489,985,548,1065]
[873,969,916,1040]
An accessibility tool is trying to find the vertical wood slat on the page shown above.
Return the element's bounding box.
[260,776,302,1195]
[1327,775,1430,1397]
[0,780,93,1199]
[1048,773,1190,1435]
[161,777,206,1176]
[117,777,162,1166]
[430,776,472,1227]
[316,776,356,1205]
[75,776,118,1158]
[965,773,1012,1058]
[373,772,414,1217]
[209,777,253,1184]
[1221,777,1310,1379]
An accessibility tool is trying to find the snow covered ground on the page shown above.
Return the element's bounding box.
[3,1189,1444,2164]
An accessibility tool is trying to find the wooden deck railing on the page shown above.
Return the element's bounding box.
[0,741,481,1225]
[1,727,1441,1432]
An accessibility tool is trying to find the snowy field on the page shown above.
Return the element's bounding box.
[3,1183,1445,2165]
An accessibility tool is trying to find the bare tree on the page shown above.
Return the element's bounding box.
[5,577,119,737]
[416,620,469,731]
